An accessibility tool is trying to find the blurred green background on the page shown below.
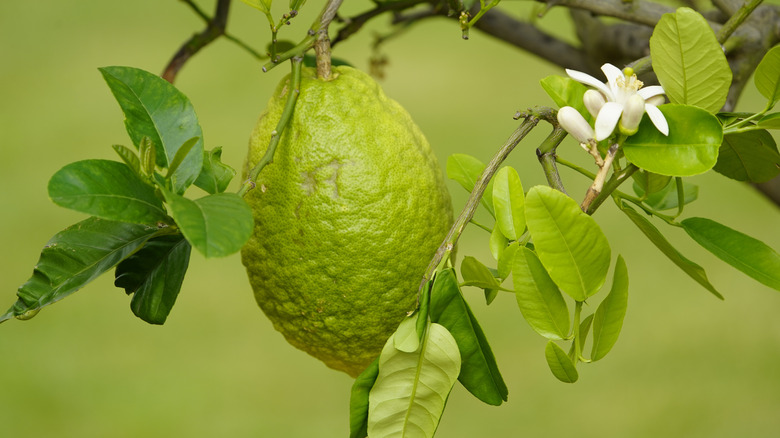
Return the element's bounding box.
[1,1,779,437]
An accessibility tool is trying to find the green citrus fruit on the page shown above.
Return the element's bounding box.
[241,66,453,377]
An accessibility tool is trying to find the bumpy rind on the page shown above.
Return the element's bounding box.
[242,66,453,377]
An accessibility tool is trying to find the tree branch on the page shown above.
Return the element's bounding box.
[469,8,592,72]
[162,0,232,83]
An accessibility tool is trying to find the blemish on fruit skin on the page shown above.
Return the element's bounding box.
[299,159,343,198]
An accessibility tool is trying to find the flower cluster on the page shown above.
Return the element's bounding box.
[556,63,669,144]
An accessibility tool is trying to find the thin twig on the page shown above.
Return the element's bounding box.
[163,0,264,82]
[238,57,304,197]
[716,0,764,43]
[418,116,540,293]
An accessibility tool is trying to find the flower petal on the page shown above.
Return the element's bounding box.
[595,102,623,141]
[566,68,613,99]
[638,85,665,100]
[645,104,669,136]
[601,64,624,97]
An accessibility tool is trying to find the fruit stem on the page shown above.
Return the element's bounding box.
[418,115,540,294]
[314,0,342,80]
[238,56,304,198]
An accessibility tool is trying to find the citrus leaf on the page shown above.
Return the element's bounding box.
[114,234,191,325]
[489,224,508,262]
[446,154,495,217]
[460,256,501,290]
[539,75,593,123]
[3,217,161,323]
[623,104,723,176]
[512,246,570,340]
[99,66,204,194]
[240,0,271,13]
[578,314,594,352]
[713,130,780,183]
[162,190,253,258]
[633,177,698,211]
[525,186,611,301]
[545,341,578,383]
[193,147,236,194]
[429,268,508,406]
[758,113,780,129]
[165,137,200,180]
[681,218,780,292]
[367,322,461,438]
[48,159,168,224]
[591,256,629,361]
[492,166,526,241]
[617,201,723,299]
[350,358,380,438]
[649,7,731,113]
[632,171,672,196]
[112,144,141,174]
[416,281,432,341]
[754,45,780,107]
[394,313,421,353]
[497,241,519,281]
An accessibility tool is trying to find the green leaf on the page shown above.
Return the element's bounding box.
[429,269,508,406]
[240,0,271,13]
[681,218,780,292]
[446,154,495,217]
[3,217,161,323]
[48,159,168,224]
[492,166,526,241]
[623,104,723,176]
[497,241,519,281]
[617,201,723,299]
[489,224,508,262]
[349,358,379,438]
[525,186,611,301]
[539,75,593,123]
[649,7,732,112]
[460,256,502,290]
[591,256,629,361]
[754,45,780,107]
[162,190,253,258]
[634,177,698,211]
[578,314,594,352]
[545,341,578,383]
[194,147,237,194]
[99,66,204,194]
[758,113,780,129]
[367,322,461,438]
[394,313,421,353]
[112,144,141,175]
[713,130,780,183]
[165,137,200,180]
[114,234,191,325]
[632,171,672,196]
[512,246,570,340]
[290,0,306,10]
[414,282,431,341]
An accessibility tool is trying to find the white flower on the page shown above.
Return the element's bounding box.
[566,63,668,141]
[557,106,595,144]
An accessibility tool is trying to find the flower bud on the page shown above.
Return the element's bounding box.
[618,94,646,136]
[557,106,595,143]
[583,90,606,119]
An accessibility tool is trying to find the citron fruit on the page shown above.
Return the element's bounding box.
[241,66,453,377]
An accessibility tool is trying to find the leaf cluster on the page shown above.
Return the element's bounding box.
[1,67,252,325]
